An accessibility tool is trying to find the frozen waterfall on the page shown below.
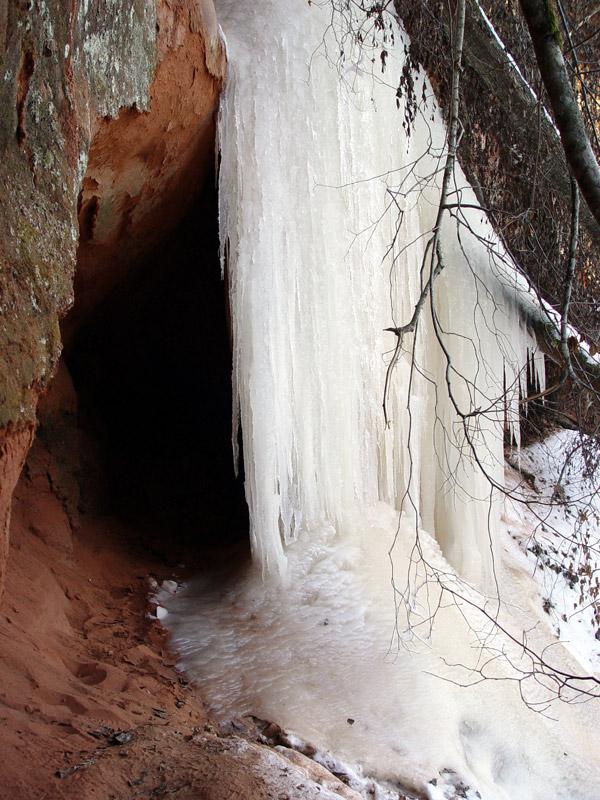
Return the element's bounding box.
[217,0,543,589]
[160,3,600,799]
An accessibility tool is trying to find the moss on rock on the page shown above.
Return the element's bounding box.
[0,0,159,430]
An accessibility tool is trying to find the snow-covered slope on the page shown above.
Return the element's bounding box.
[505,430,600,674]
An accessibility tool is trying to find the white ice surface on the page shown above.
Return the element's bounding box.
[161,3,600,799]
[216,0,543,590]
[161,496,600,799]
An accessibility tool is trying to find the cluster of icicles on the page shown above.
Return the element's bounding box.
[217,0,543,589]
[159,4,600,799]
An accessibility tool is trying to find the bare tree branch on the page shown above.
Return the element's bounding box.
[395,0,600,245]
[383,0,466,425]
[559,186,580,380]
[574,3,600,34]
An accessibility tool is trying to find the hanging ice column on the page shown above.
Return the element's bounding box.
[216,0,544,586]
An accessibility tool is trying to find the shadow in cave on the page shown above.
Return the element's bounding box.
[65,179,249,565]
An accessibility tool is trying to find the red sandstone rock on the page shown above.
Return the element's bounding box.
[67,0,224,338]
[0,0,224,597]
[0,427,34,600]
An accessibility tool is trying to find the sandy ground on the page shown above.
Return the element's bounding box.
[0,419,360,800]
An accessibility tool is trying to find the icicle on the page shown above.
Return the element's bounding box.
[215,0,544,588]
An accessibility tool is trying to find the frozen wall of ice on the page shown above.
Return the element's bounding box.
[160,5,600,798]
[217,0,543,589]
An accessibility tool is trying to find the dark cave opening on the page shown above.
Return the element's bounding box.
[64,179,249,560]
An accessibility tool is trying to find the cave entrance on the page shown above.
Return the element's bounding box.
[64,179,249,565]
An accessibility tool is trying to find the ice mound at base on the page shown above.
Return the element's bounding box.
[161,501,600,799]
[160,1,600,797]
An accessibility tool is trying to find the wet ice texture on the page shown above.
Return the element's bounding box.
[217,0,543,589]
[162,501,600,799]
[162,2,600,799]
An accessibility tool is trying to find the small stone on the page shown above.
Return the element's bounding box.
[109,730,134,746]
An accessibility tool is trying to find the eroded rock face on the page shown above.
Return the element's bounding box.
[0,0,224,598]
[0,427,34,597]
[69,0,224,335]
[0,0,158,431]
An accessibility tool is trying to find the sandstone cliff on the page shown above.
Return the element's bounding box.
[0,0,224,597]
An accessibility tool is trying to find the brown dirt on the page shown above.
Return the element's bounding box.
[0,426,207,799]
[0,366,354,800]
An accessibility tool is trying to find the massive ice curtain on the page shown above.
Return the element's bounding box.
[217,0,542,588]
[161,2,600,799]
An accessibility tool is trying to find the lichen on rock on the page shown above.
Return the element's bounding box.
[75,0,157,118]
[0,0,224,596]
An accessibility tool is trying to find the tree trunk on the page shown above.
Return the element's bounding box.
[519,0,600,230]
[395,0,600,244]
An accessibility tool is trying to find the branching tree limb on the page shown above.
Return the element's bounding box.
[559,185,580,379]
[324,0,600,709]
[395,0,600,245]
[383,0,466,425]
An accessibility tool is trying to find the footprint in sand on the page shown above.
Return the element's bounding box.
[38,689,88,716]
[74,662,108,686]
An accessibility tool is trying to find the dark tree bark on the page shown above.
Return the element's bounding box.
[395,0,600,245]
[519,0,600,229]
